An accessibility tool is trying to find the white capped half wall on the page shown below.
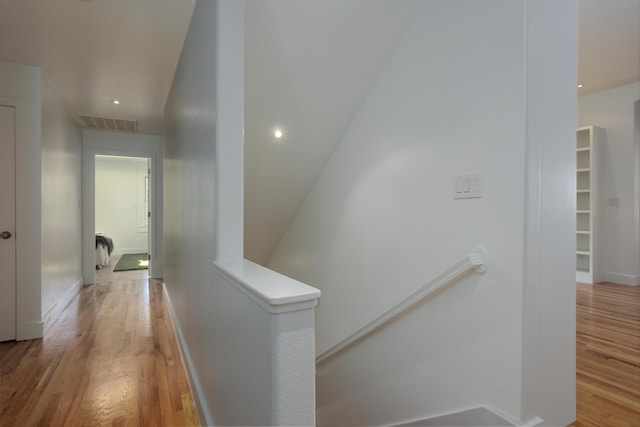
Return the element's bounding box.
[163,1,319,425]
[267,0,576,426]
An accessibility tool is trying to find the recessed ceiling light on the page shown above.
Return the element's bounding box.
[274,129,283,139]
[577,84,584,88]
[111,99,121,105]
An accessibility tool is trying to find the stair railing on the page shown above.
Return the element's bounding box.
[315,246,488,364]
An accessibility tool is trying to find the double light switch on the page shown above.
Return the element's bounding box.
[453,174,482,199]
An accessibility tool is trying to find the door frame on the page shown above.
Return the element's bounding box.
[82,129,163,284]
[1,96,42,340]
[0,103,17,341]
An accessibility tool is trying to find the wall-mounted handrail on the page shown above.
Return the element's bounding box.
[315,246,488,364]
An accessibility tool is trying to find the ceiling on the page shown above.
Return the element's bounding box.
[577,0,640,95]
[0,0,638,264]
[0,0,194,134]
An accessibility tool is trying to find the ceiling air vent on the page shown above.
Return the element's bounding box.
[80,115,137,132]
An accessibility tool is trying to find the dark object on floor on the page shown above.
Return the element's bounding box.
[95,232,114,269]
[113,253,149,272]
[95,232,114,254]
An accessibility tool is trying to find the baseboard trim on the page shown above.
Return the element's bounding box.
[150,256,163,279]
[17,319,44,341]
[112,248,149,256]
[394,405,529,427]
[162,283,215,426]
[601,272,640,286]
[42,277,83,336]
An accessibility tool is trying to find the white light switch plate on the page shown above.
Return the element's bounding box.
[453,174,482,199]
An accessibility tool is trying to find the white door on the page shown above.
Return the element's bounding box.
[0,105,16,341]
[146,158,151,275]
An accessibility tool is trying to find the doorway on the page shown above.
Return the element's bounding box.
[0,104,16,341]
[81,130,163,285]
[95,155,150,272]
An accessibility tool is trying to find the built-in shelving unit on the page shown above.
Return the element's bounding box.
[576,126,604,284]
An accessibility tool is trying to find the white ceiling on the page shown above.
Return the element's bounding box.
[578,0,640,94]
[0,0,194,134]
[0,0,638,264]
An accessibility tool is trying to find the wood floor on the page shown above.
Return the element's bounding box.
[570,282,640,427]
[0,256,198,426]
[1,266,638,427]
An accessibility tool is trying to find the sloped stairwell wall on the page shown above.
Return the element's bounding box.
[267,0,576,425]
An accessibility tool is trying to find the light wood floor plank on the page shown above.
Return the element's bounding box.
[0,256,198,426]
[570,282,640,427]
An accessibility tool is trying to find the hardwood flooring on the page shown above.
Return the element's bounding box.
[2,261,638,427]
[0,256,198,426]
[570,282,640,427]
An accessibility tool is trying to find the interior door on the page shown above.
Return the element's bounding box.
[147,158,151,273]
[0,105,17,341]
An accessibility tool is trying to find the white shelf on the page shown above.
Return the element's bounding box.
[575,126,604,284]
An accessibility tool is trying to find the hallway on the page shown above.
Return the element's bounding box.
[0,258,198,426]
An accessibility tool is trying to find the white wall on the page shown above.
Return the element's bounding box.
[0,60,83,339]
[578,82,640,285]
[164,1,319,425]
[267,1,576,425]
[163,0,245,423]
[95,156,149,255]
[40,72,83,328]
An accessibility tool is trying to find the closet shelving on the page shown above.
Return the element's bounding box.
[575,125,604,284]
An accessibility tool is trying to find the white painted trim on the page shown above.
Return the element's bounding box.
[162,283,215,427]
[20,320,44,340]
[486,405,542,427]
[42,278,82,335]
[82,129,163,284]
[316,247,488,364]
[576,269,592,284]
[112,248,149,256]
[601,272,640,286]
[521,1,543,419]
[213,259,321,314]
[520,416,545,426]
[634,100,640,287]
[394,405,524,426]
[214,0,244,261]
[521,1,577,424]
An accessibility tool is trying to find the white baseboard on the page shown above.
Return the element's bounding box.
[162,283,215,426]
[395,405,528,427]
[17,319,44,341]
[42,278,83,336]
[150,256,163,279]
[113,247,148,255]
[601,272,640,286]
